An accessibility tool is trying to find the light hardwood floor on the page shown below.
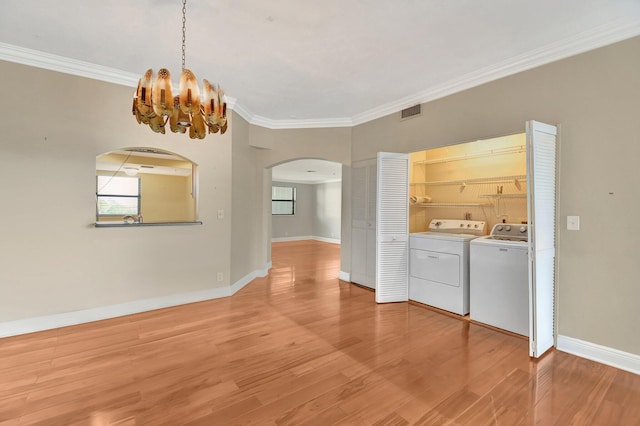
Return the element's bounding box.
[1,240,639,425]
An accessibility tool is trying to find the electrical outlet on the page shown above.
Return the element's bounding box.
[217,209,224,219]
[217,272,223,282]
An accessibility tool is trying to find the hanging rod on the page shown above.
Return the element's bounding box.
[411,174,527,186]
[414,145,525,165]
[412,202,489,208]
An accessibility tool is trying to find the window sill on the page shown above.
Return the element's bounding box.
[94,221,203,228]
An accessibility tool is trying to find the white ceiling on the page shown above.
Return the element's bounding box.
[1,1,639,128]
[272,159,342,184]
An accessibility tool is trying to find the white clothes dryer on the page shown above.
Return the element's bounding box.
[409,219,486,315]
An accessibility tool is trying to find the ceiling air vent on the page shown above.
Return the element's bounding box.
[401,104,421,120]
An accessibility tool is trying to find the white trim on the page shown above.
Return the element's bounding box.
[0,262,273,339]
[272,236,340,244]
[2,20,639,129]
[557,335,640,375]
[312,236,341,244]
[338,271,351,282]
[0,287,228,338]
[272,236,314,242]
[0,42,140,87]
[352,20,640,126]
[228,100,255,126]
[230,261,272,294]
[249,115,353,129]
[258,261,272,277]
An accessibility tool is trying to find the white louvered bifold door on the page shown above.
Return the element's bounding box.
[375,152,409,303]
[526,121,557,358]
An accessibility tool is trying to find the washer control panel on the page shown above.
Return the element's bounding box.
[490,223,528,241]
[428,219,487,236]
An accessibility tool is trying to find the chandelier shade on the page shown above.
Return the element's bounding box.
[131,0,227,138]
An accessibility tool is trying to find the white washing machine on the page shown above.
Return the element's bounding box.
[470,223,529,336]
[409,219,486,315]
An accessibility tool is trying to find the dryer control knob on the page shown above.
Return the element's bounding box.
[474,224,479,228]
[520,226,527,233]
[497,225,504,231]
[460,224,464,227]
[505,225,511,231]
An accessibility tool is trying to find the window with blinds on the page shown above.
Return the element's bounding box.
[272,186,296,215]
[96,175,140,216]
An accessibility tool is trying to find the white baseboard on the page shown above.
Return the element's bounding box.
[258,261,272,277]
[230,261,272,294]
[0,262,273,339]
[557,335,640,375]
[338,271,351,282]
[312,236,341,244]
[272,236,313,242]
[272,236,341,244]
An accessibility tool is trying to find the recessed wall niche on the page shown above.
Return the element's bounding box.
[95,147,199,225]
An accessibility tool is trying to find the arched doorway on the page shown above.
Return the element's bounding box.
[269,158,343,244]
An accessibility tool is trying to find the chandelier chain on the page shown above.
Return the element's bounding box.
[181,0,187,70]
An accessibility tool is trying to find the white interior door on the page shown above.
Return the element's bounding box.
[351,163,368,285]
[375,152,409,303]
[526,120,557,358]
[351,160,376,288]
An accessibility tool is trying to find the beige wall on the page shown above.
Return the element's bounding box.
[140,174,194,222]
[0,60,232,322]
[352,37,640,355]
[230,112,267,283]
[257,126,352,169]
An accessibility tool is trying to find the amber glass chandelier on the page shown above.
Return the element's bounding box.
[132,0,227,138]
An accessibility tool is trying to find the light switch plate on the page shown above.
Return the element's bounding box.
[567,215,580,231]
[217,209,224,219]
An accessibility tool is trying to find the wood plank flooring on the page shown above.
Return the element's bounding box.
[1,240,639,425]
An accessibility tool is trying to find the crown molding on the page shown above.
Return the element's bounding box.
[2,19,640,129]
[0,42,352,130]
[230,100,353,129]
[0,42,140,87]
[249,115,353,129]
[351,19,640,126]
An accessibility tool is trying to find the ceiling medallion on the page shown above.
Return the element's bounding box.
[132,0,227,138]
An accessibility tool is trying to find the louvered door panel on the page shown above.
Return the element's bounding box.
[376,152,409,303]
[526,120,557,358]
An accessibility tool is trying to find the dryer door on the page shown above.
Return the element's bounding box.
[410,249,460,287]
